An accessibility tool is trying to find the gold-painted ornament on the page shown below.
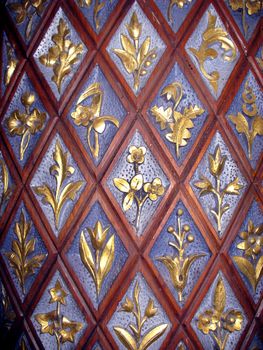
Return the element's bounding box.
[4,40,18,86]
[0,159,12,216]
[77,0,112,31]
[168,0,192,23]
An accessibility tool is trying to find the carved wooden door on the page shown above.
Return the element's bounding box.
[0,0,262,349]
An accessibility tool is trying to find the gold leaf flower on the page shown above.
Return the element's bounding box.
[127,12,142,41]
[197,309,219,334]
[121,297,134,312]
[209,146,227,177]
[87,220,109,250]
[222,310,243,332]
[145,298,157,318]
[237,220,263,258]
[6,110,28,136]
[49,280,68,305]
[143,178,164,201]
[127,146,146,164]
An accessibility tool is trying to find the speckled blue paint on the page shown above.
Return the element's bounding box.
[67,64,126,166]
[149,63,207,165]
[66,201,128,309]
[248,333,263,350]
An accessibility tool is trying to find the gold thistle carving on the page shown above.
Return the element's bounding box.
[189,12,236,94]
[197,277,243,350]
[79,220,115,296]
[194,145,243,233]
[77,0,112,31]
[35,279,83,350]
[233,219,263,292]
[8,0,48,40]
[228,81,263,160]
[71,82,119,159]
[168,0,192,23]
[39,19,83,93]
[114,146,165,232]
[6,92,46,160]
[5,209,46,295]
[156,209,206,302]
[5,40,18,86]
[33,141,84,230]
[0,159,12,215]
[151,82,204,158]
[229,0,262,36]
[113,11,157,92]
[113,281,168,350]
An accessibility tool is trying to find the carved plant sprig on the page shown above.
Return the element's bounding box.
[229,81,263,160]
[113,11,157,92]
[194,145,243,233]
[156,209,206,302]
[79,220,115,297]
[5,210,46,295]
[71,82,119,159]
[39,19,83,93]
[197,277,243,350]
[114,281,168,350]
[8,0,48,40]
[6,92,46,160]
[5,40,18,86]
[151,81,204,158]
[233,219,263,292]
[229,0,262,36]
[168,0,192,23]
[33,140,84,230]
[114,146,165,232]
[77,0,112,31]
[35,279,83,350]
[0,159,12,216]
[189,12,236,94]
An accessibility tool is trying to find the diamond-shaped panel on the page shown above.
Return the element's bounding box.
[107,272,171,349]
[191,272,247,350]
[229,200,263,303]
[150,200,211,307]
[106,130,170,236]
[148,63,208,165]
[30,133,86,237]
[0,202,48,301]
[190,131,247,237]
[226,70,263,169]
[106,1,166,95]
[31,270,88,349]
[66,200,129,309]
[1,73,49,168]
[6,0,51,44]
[66,64,127,166]
[75,0,119,34]
[33,7,88,100]
[0,150,15,220]
[185,4,239,100]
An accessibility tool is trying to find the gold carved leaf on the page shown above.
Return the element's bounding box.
[57,181,84,214]
[138,324,168,350]
[121,34,136,57]
[213,277,225,314]
[150,106,172,130]
[113,327,137,350]
[233,256,256,291]
[252,116,263,138]
[137,37,150,64]
[229,113,249,137]
[98,235,115,293]
[33,185,57,213]
[79,231,96,282]
[114,178,130,193]
[255,256,263,284]
[113,49,138,74]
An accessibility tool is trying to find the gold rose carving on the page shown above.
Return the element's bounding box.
[114,146,165,232]
[189,12,236,94]
[8,0,48,40]
[79,220,115,297]
[39,19,83,93]
[229,0,262,36]
[168,0,192,23]
[151,81,204,158]
[197,277,243,350]
[77,0,112,31]
[6,92,46,161]
[156,209,206,302]
[35,279,83,350]
[33,141,84,230]
[0,158,12,215]
[228,81,263,160]
[5,40,18,86]
[113,281,168,350]
[5,209,46,295]
[194,145,243,233]
[71,82,119,159]
[233,219,263,292]
[256,47,263,71]
[113,11,157,92]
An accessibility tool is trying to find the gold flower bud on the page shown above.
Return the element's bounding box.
[187,234,194,242]
[184,225,190,232]
[121,297,134,312]
[21,92,35,108]
[167,226,174,233]
[127,12,142,40]
[177,209,183,216]
[145,299,157,318]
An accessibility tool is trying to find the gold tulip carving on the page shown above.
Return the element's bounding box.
[113,281,168,350]
[113,11,157,92]
[189,12,236,94]
[5,209,46,295]
[33,141,84,230]
[79,220,115,297]
[156,209,206,302]
[39,19,83,93]
[194,145,243,233]
[151,81,204,158]
[228,81,263,160]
